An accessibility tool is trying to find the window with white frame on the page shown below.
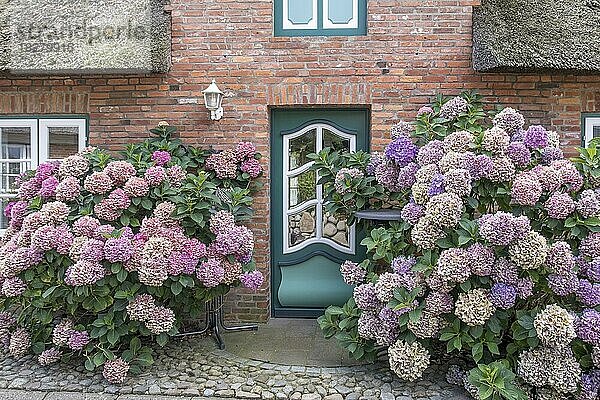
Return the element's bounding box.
[274,0,367,37]
[0,118,87,229]
[583,115,600,147]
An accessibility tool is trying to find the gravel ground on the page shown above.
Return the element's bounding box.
[0,336,468,400]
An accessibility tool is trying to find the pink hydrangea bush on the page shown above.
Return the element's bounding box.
[316,92,600,400]
[0,123,264,383]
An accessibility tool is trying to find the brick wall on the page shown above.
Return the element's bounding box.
[1,0,599,322]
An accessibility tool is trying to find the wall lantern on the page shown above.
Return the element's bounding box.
[202,79,225,120]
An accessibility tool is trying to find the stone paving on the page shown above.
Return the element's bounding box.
[0,319,469,400]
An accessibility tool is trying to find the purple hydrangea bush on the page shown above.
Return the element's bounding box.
[316,92,600,400]
[0,123,264,383]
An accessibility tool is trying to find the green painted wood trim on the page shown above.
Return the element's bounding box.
[270,108,370,317]
[581,113,600,147]
[274,0,367,37]
[278,254,354,307]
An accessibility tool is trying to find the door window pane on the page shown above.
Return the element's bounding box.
[322,209,349,246]
[288,205,317,247]
[48,126,79,159]
[289,129,316,170]
[289,169,316,208]
[323,128,350,152]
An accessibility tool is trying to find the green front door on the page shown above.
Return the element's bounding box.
[271,109,370,317]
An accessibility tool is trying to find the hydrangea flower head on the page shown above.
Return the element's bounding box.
[493,107,525,134]
[83,171,113,195]
[206,149,238,179]
[523,125,549,149]
[67,330,90,351]
[578,279,600,307]
[511,172,542,206]
[166,165,186,187]
[366,151,384,175]
[340,260,366,285]
[400,200,424,225]
[104,237,134,263]
[240,270,264,291]
[235,141,256,161]
[534,304,576,348]
[443,130,473,153]
[544,192,575,220]
[145,166,166,187]
[151,150,171,166]
[104,161,136,184]
[575,309,600,346]
[454,288,495,326]
[124,177,149,198]
[390,121,414,140]
[506,141,531,167]
[490,283,517,309]
[385,136,418,167]
[417,106,433,116]
[481,127,510,155]
[55,177,81,202]
[353,283,381,312]
[40,176,59,199]
[59,155,89,178]
[439,96,468,120]
[196,258,225,288]
[241,158,262,178]
[388,340,430,381]
[416,140,445,166]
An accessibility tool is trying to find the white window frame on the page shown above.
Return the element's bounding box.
[283,123,356,255]
[0,117,87,229]
[323,0,358,29]
[282,0,318,30]
[584,115,600,147]
[0,119,38,198]
[39,119,87,162]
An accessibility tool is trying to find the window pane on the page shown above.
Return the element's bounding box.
[288,205,317,247]
[323,129,350,152]
[323,208,349,246]
[594,126,600,138]
[1,127,31,159]
[0,198,11,230]
[287,0,315,24]
[326,0,354,24]
[48,126,79,160]
[0,127,31,194]
[289,169,316,208]
[289,129,316,170]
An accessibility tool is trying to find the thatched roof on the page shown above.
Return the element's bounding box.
[0,0,171,74]
[472,0,600,72]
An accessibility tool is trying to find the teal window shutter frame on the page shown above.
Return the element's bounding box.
[274,0,367,37]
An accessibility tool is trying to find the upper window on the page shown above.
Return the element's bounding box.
[583,114,600,146]
[0,117,87,229]
[274,0,367,37]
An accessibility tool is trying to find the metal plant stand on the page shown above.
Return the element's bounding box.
[355,209,403,222]
[175,295,258,350]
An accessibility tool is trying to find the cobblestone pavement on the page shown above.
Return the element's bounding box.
[0,336,468,400]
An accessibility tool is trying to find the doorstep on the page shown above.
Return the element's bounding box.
[222,318,363,367]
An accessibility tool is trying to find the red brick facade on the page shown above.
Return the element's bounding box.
[1,0,599,321]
